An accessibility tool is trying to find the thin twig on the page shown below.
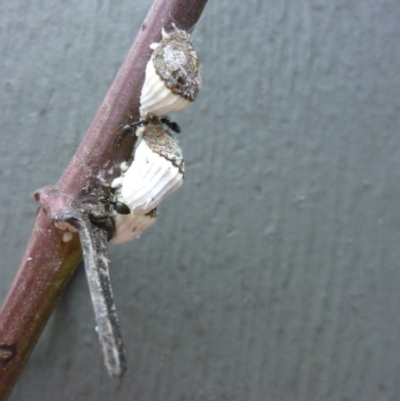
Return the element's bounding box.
[0,0,207,399]
[80,217,127,377]
[54,204,127,377]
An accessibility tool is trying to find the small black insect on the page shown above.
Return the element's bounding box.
[114,116,180,148]
[160,116,181,134]
[113,118,149,148]
[122,117,180,134]
[99,196,131,215]
[119,119,149,139]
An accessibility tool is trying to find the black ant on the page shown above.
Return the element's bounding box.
[120,118,148,137]
[99,196,131,215]
[125,116,180,134]
[159,116,181,134]
[114,116,181,148]
[112,118,147,148]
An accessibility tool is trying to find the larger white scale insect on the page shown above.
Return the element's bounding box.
[111,119,184,244]
[140,26,202,117]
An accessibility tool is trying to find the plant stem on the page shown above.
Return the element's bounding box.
[0,0,207,399]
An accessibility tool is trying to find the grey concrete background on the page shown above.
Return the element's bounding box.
[1,0,400,400]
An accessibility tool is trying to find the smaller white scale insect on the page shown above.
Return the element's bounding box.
[111,209,158,244]
[140,25,202,117]
[110,119,184,244]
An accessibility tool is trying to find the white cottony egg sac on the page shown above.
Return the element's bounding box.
[140,61,191,116]
[120,121,184,214]
[139,27,201,117]
[120,139,183,214]
[110,209,157,244]
[110,119,184,244]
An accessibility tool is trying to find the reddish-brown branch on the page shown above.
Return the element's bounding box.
[0,0,207,399]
